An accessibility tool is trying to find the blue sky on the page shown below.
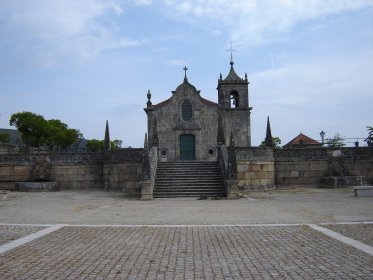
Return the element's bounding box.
[1,0,372,147]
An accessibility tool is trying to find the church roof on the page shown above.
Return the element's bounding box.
[224,62,242,81]
[152,98,172,109]
[283,133,321,148]
[151,94,218,109]
[148,66,218,109]
[200,97,218,107]
[175,79,198,92]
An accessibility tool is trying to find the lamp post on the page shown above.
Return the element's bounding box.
[320,130,325,146]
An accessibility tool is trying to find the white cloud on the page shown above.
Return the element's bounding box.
[248,49,373,144]
[0,0,140,65]
[251,50,373,107]
[161,0,373,46]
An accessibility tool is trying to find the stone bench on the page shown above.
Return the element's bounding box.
[353,186,373,197]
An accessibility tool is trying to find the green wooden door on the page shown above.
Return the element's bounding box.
[180,134,195,160]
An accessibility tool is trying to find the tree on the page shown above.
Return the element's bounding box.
[86,139,104,152]
[46,119,81,150]
[0,133,10,143]
[111,140,123,150]
[86,139,123,152]
[260,136,282,149]
[325,133,346,148]
[365,126,373,147]
[9,112,48,147]
[10,111,81,150]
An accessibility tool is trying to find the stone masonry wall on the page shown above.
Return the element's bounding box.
[1,147,372,194]
[47,153,103,190]
[103,149,143,195]
[274,148,373,186]
[0,149,143,194]
[236,148,275,190]
[0,154,36,184]
[332,148,373,184]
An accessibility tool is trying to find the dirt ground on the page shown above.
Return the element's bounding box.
[0,187,372,225]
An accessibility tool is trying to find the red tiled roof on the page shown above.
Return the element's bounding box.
[284,133,321,147]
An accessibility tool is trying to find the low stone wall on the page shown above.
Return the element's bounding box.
[0,154,34,183]
[337,148,373,184]
[274,148,373,186]
[236,148,275,191]
[51,164,103,189]
[103,149,143,194]
[0,149,144,194]
[0,144,20,154]
[1,147,372,194]
[275,159,329,186]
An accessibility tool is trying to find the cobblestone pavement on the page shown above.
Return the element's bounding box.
[0,225,372,279]
[0,225,46,246]
[322,223,373,247]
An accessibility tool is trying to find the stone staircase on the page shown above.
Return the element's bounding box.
[153,161,226,198]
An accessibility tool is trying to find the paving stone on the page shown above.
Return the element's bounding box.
[0,225,372,279]
[0,225,46,246]
[322,223,373,247]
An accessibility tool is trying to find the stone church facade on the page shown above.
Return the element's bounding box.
[144,61,252,161]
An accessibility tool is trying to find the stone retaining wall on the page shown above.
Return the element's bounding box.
[274,148,373,187]
[0,147,372,194]
[0,149,143,194]
[236,148,275,190]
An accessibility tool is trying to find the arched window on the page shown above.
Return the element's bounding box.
[230,91,239,108]
[181,100,192,121]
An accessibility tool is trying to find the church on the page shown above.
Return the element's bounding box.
[144,59,252,161]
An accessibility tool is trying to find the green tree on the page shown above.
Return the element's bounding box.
[86,139,123,152]
[325,133,346,148]
[0,133,10,143]
[10,112,81,150]
[365,126,373,146]
[260,136,282,149]
[86,139,104,152]
[9,112,48,147]
[46,119,81,150]
[111,139,123,150]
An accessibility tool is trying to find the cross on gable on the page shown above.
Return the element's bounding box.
[183,66,188,81]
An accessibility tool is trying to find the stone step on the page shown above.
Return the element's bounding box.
[154,161,226,198]
[155,183,224,188]
[156,172,222,176]
[155,176,223,181]
[153,191,226,197]
[153,193,225,198]
[155,185,226,189]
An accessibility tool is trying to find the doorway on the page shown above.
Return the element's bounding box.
[180,134,195,160]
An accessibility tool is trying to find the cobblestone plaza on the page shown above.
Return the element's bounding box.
[0,189,372,279]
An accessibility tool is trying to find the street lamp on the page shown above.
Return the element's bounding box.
[320,130,325,145]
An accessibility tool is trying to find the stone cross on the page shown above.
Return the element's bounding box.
[183,66,188,82]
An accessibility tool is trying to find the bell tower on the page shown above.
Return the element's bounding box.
[217,55,252,147]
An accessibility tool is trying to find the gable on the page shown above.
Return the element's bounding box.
[284,133,321,148]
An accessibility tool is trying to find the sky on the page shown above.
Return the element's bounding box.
[0,0,372,148]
